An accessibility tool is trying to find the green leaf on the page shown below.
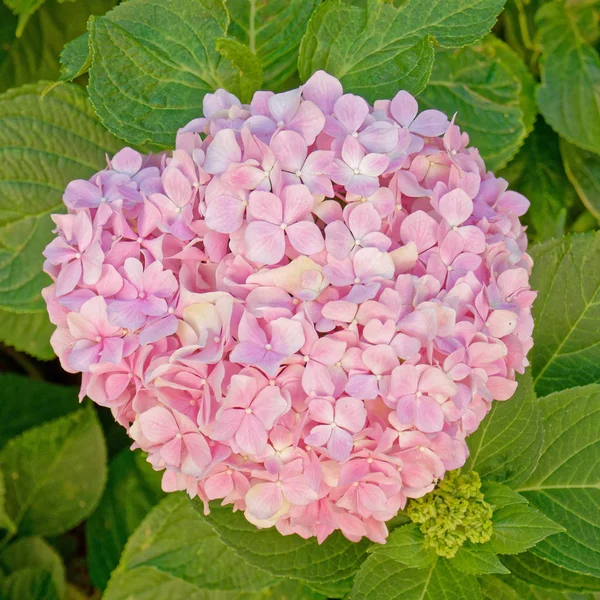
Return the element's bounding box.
[268,579,326,600]
[88,0,241,147]
[419,35,535,170]
[298,0,506,101]
[0,374,77,449]
[517,384,600,577]
[561,138,600,221]
[0,536,66,598]
[499,118,578,242]
[103,495,275,599]
[58,32,91,83]
[214,38,262,103]
[0,310,54,360]
[0,0,116,93]
[86,450,165,591]
[500,553,600,593]
[465,372,542,487]
[490,500,564,555]
[529,232,600,396]
[104,566,267,600]
[536,1,600,154]
[1,567,60,600]
[0,470,16,534]
[367,523,436,568]
[351,554,482,600]
[227,0,321,91]
[481,481,528,510]
[0,82,121,355]
[0,404,107,537]
[452,542,509,575]
[480,571,600,600]
[194,500,370,598]
[3,0,45,37]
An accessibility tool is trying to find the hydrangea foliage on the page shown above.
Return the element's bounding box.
[42,71,535,544]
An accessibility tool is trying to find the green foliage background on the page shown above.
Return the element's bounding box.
[0,0,598,598]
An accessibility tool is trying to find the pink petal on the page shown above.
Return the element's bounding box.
[139,406,178,443]
[302,70,343,115]
[211,408,244,441]
[345,373,379,400]
[282,478,318,505]
[282,184,314,224]
[245,221,285,264]
[359,153,389,177]
[56,259,82,297]
[348,203,381,239]
[236,413,268,455]
[325,221,355,260]
[341,135,364,169]
[251,386,288,429]
[390,90,418,127]
[327,426,354,461]
[410,110,449,137]
[305,424,333,447]
[359,121,398,153]
[288,100,325,145]
[163,167,192,207]
[415,396,445,433]
[333,94,369,133]
[353,247,394,281]
[270,130,307,172]
[438,188,473,227]
[400,210,437,253]
[287,221,324,255]
[310,337,346,364]
[362,344,398,375]
[269,317,305,356]
[111,147,142,175]
[204,129,242,174]
[248,191,283,224]
[205,195,245,233]
[309,398,334,424]
[245,482,284,520]
[335,397,366,433]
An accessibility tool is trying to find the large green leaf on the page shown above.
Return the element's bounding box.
[367,523,436,568]
[227,0,320,91]
[536,1,600,154]
[517,384,600,577]
[88,0,243,147]
[529,232,600,396]
[0,82,121,357]
[0,470,16,534]
[86,450,165,591]
[490,500,564,555]
[0,404,107,537]
[194,500,370,598]
[351,554,482,600]
[298,0,505,101]
[1,568,60,600]
[499,118,578,242]
[104,567,266,600]
[465,372,542,487]
[500,552,600,593]
[561,138,600,221]
[0,310,54,360]
[103,495,275,599]
[0,536,66,599]
[451,542,509,575]
[419,35,535,171]
[481,571,600,600]
[0,0,116,93]
[0,374,77,449]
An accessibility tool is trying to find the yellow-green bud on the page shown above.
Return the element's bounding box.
[406,470,493,558]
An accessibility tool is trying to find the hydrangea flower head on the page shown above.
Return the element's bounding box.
[43,71,535,544]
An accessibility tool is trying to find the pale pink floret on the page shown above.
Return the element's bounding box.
[211,374,288,456]
[43,70,535,545]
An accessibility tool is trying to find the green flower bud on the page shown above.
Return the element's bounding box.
[406,470,493,558]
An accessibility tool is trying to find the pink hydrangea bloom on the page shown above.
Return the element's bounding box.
[43,71,535,545]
